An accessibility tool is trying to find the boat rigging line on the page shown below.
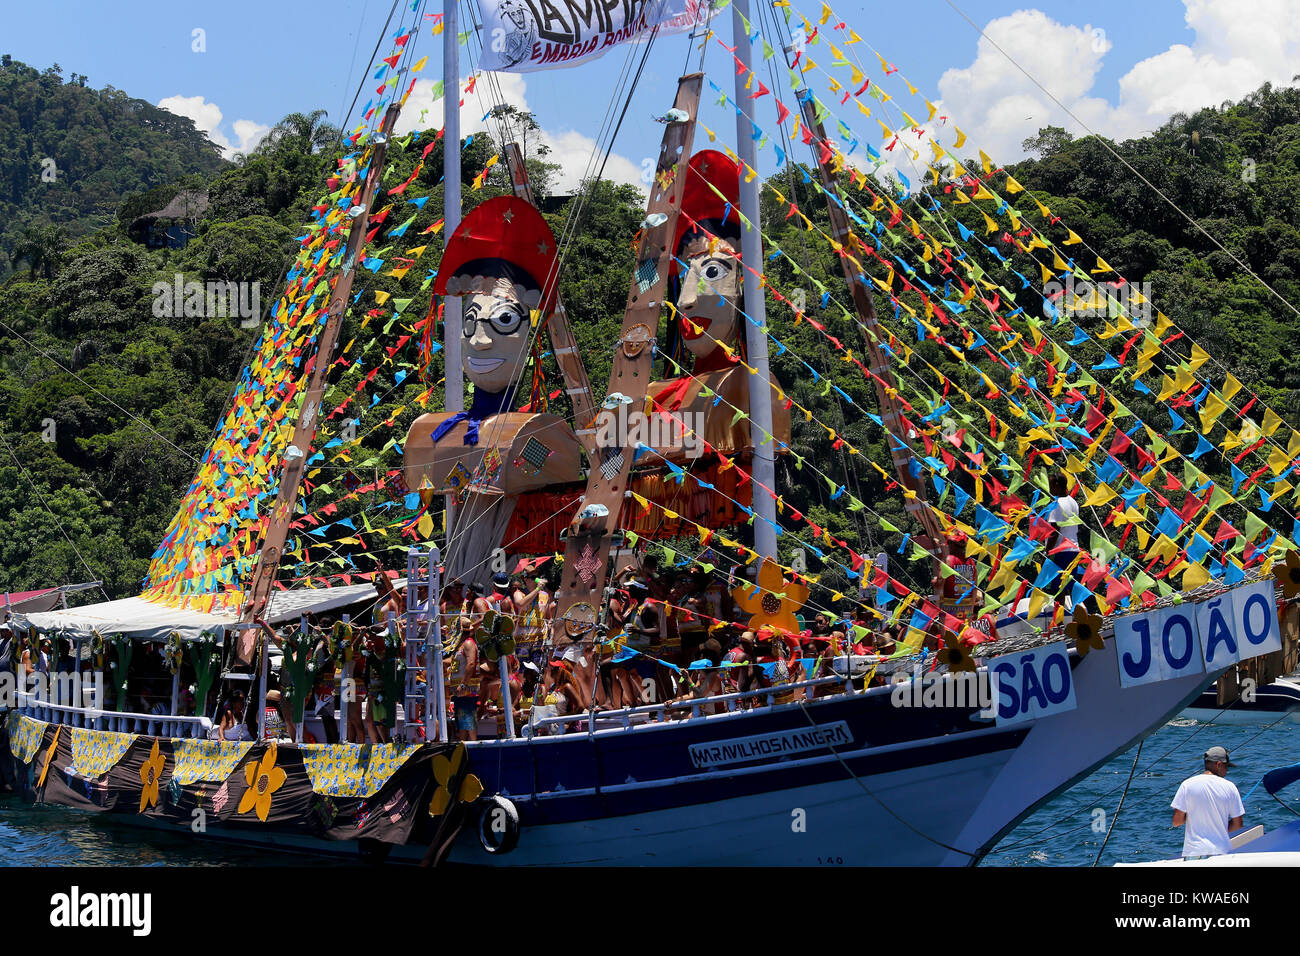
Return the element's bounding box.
[0,318,202,467]
[1091,738,1142,866]
[795,698,979,859]
[335,0,404,145]
[996,697,1297,855]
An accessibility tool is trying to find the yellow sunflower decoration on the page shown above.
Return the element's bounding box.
[1067,607,1105,657]
[1275,549,1300,601]
[238,744,287,822]
[731,558,810,638]
[937,634,977,673]
[138,738,166,813]
[429,743,483,817]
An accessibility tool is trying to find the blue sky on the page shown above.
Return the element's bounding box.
[3,0,1292,189]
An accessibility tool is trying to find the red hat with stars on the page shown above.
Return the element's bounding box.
[434,195,561,313]
[672,149,742,273]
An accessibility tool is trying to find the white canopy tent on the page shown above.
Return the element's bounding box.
[18,581,392,642]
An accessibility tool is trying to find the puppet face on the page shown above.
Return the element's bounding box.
[675,240,740,360]
[461,278,531,393]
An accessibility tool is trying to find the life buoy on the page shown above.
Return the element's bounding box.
[477,794,520,854]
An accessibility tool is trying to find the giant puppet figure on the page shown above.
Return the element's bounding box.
[646,150,791,464]
[404,196,581,586]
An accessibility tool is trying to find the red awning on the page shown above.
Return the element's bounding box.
[2,587,62,614]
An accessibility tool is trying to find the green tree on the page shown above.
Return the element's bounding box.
[10,224,67,280]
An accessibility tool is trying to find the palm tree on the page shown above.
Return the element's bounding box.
[255,110,340,156]
[1173,111,1224,164]
[11,224,67,280]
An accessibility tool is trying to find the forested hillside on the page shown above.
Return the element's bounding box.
[1,57,1298,606]
[0,57,227,277]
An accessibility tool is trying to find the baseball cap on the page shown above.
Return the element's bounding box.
[1204,746,1235,766]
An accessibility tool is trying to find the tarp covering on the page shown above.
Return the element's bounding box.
[2,587,62,615]
[19,581,393,642]
[20,596,233,642]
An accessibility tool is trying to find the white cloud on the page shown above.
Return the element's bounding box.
[157,95,270,159]
[395,72,645,194]
[935,1,1300,161]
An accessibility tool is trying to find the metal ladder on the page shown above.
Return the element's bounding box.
[404,547,447,742]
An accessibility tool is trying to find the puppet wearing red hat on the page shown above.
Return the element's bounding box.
[404,196,580,585]
[646,150,790,464]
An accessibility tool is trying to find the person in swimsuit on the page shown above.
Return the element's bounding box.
[216,691,250,741]
[536,659,582,734]
[512,574,549,656]
[606,580,658,709]
[449,616,480,741]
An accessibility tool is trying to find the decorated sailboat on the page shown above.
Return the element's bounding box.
[4,0,1300,866]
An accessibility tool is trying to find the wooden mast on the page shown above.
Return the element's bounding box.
[795,89,948,587]
[238,104,403,655]
[550,74,703,643]
[503,143,600,459]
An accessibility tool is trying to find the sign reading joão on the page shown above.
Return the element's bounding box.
[1112,580,1281,688]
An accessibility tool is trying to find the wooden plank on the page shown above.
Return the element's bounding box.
[796,89,947,586]
[551,74,703,644]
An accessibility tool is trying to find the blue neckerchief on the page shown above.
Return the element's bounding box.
[430,386,515,446]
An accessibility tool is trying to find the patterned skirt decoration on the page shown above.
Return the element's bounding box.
[172,738,255,786]
[70,727,139,779]
[300,741,420,797]
[6,714,48,764]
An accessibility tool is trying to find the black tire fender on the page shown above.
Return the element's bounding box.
[477,794,520,854]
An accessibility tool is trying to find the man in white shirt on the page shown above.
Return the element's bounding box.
[1171,746,1245,858]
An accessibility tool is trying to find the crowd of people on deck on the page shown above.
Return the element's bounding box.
[431,556,912,740]
[3,471,1094,743]
[0,552,982,745]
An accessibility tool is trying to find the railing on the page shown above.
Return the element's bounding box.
[521,670,874,736]
[14,692,209,739]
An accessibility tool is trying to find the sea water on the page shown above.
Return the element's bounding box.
[1,715,1297,866]
[985,715,1300,865]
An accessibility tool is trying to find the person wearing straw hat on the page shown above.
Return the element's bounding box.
[1171,745,1245,859]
